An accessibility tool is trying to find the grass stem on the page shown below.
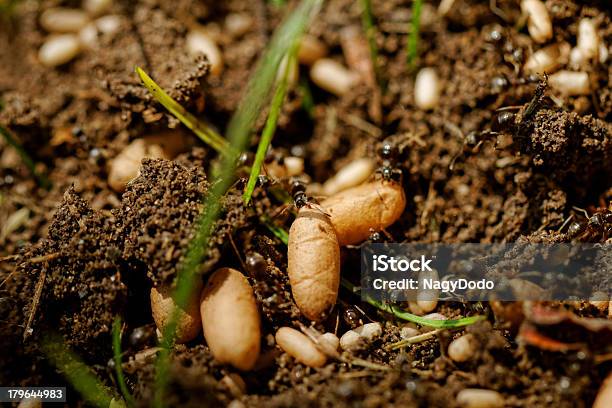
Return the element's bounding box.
[135,67,234,158]
[243,47,298,205]
[406,0,422,71]
[113,318,135,407]
[341,278,485,328]
[359,0,382,87]
[42,335,114,408]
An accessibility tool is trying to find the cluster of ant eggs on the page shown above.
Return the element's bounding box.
[520,0,604,96]
[37,1,119,67]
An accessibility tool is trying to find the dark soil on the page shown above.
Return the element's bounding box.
[1,0,611,407]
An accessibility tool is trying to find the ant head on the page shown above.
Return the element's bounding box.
[257,175,270,187]
[465,131,479,147]
[368,231,382,242]
[237,152,252,167]
[379,140,398,160]
[490,75,509,94]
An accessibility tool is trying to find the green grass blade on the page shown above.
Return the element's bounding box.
[135,67,233,157]
[225,0,322,155]
[406,0,422,70]
[42,335,114,407]
[341,278,485,328]
[298,76,315,118]
[113,318,135,407]
[359,0,381,86]
[261,216,289,245]
[243,49,297,205]
[0,125,51,189]
[152,2,322,406]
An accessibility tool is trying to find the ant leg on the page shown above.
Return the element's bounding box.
[557,214,574,233]
[572,206,589,218]
[305,202,331,217]
[380,228,394,240]
[270,203,292,219]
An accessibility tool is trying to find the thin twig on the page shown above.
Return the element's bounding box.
[28,252,60,264]
[24,269,46,341]
[385,329,441,350]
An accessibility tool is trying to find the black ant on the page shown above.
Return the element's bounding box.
[566,208,612,241]
[375,140,403,182]
[291,179,309,209]
[289,179,329,216]
[449,76,547,170]
[490,73,540,94]
[449,128,500,170]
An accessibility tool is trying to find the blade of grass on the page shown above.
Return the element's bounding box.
[0,125,51,189]
[261,215,289,245]
[113,318,135,407]
[406,0,422,71]
[135,67,234,158]
[243,47,298,205]
[359,0,382,87]
[152,2,322,406]
[341,278,485,328]
[42,335,114,407]
[298,76,315,118]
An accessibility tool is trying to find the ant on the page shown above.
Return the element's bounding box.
[449,76,548,170]
[375,139,403,182]
[565,208,612,241]
[289,179,330,216]
[490,73,540,95]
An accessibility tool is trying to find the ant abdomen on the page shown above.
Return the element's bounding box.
[492,111,517,132]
